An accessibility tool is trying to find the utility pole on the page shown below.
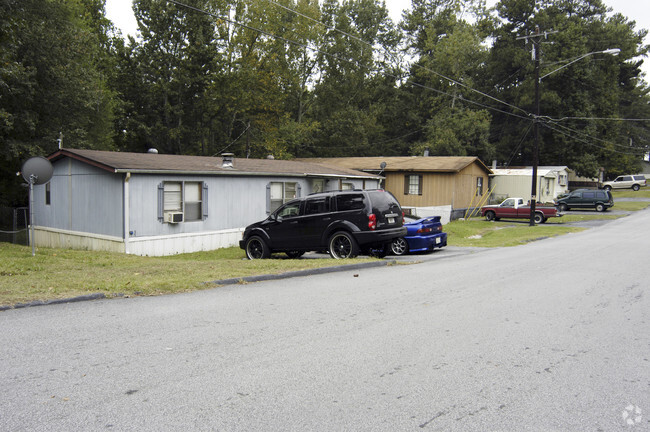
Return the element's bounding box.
[517,27,556,226]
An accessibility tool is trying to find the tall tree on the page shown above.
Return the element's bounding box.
[0,0,117,206]
[487,0,650,177]
[400,0,495,161]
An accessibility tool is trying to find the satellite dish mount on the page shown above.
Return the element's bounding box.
[21,157,53,256]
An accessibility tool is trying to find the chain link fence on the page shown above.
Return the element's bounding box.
[0,207,29,245]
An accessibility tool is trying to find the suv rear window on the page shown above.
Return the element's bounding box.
[633,175,646,181]
[336,194,365,211]
[366,190,400,208]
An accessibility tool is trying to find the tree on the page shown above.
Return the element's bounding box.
[400,0,495,161]
[487,0,650,176]
[0,0,117,206]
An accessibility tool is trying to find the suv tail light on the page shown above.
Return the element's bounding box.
[368,213,377,230]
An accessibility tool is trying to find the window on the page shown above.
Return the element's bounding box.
[164,182,182,212]
[277,201,301,218]
[476,177,483,196]
[267,182,300,214]
[583,192,595,198]
[304,197,330,215]
[404,175,423,195]
[336,193,365,211]
[341,182,354,190]
[158,181,207,222]
[312,179,324,193]
[45,182,51,205]
[558,174,567,186]
[183,182,203,221]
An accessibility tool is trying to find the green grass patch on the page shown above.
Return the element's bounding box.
[545,213,624,223]
[611,201,650,211]
[612,188,650,199]
[446,219,585,247]
[0,244,377,306]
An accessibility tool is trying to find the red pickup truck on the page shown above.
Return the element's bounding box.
[481,197,561,224]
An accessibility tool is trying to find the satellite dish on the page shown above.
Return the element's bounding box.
[380,162,387,170]
[21,156,53,185]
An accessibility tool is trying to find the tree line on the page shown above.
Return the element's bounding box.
[2,0,649,206]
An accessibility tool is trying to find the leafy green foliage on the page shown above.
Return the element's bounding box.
[2,0,650,207]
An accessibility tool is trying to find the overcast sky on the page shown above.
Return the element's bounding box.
[105,0,648,76]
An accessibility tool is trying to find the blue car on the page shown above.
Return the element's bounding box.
[390,215,447,255]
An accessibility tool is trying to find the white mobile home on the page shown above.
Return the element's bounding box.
[32,148,380,256]
[490,166,572,204]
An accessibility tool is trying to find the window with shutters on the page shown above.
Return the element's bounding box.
[159,181,207,222]
[404,174,422,195]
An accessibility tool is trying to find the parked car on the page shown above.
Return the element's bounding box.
[389,215,447,256]
[481,197,560,224]
[601,175,647,191]
[555,189,614,212]
[240,189,407,259]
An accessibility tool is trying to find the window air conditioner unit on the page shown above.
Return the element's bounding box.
[164,212,184,223]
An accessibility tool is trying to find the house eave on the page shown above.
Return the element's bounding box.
[114,169,380,179]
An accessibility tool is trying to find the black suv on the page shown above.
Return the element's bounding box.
[555,188,614,212]
[240,190,407,259]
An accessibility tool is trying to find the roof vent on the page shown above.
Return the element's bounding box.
[221,153,234,168]
[147,148,159,154]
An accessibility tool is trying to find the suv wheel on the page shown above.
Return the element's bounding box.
[558,203,568,212]
[390,237,409,256]
[604,185,612,191]
[632,184,640,191]
[595,203,606,212]
[245,236,270,259]
[328,232,358,259]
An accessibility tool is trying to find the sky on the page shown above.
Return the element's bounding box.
[105,0,649,76]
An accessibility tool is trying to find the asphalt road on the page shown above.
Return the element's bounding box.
[1,209,649,431]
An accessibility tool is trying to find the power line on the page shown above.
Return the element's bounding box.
[166,0,531,123]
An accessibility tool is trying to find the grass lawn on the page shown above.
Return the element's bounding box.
[1,198,646,307]
[0,244,377,306]
[611,188,650,199]
[445,219,585,247]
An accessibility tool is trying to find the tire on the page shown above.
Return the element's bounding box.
[558,203,568,212]
[328,232,359,259]
[285,251,304,259]
[534,213,545,224]
[595,203,606,212]
[245,235,270,260]
[632,184,640,191]
[604,185,612,191]
[485,211,496,221]
[390,237,409,256]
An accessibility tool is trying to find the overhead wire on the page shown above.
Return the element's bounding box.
[166,0,531,122]
[166,0,645,157]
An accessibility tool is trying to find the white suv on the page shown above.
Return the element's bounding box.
[601,175,647,191]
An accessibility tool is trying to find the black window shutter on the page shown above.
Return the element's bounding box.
[404,175,409,195]
[418,175,423,195]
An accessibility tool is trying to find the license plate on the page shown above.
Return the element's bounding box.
[436,237,441,244]
[388,217,395,224]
